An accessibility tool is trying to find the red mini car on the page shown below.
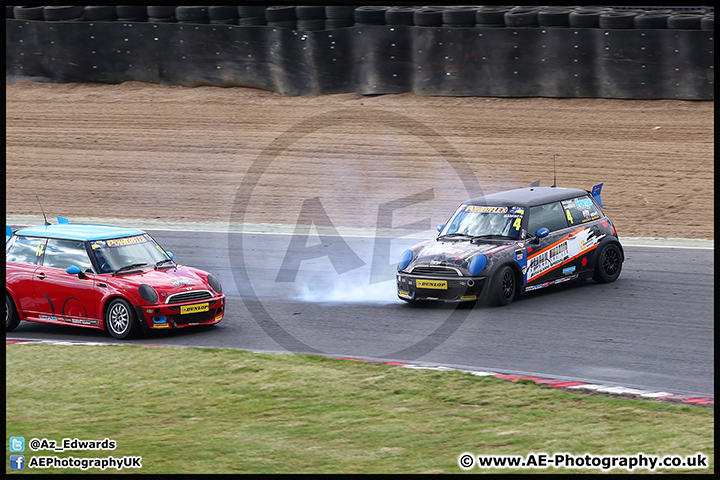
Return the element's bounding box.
[5,218,225,339]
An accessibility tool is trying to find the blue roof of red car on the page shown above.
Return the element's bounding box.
[13,224,146,241]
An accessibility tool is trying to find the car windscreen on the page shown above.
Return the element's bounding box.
[89,234,169,273]
[440,205,525,239]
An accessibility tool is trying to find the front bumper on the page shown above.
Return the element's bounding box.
[396,273,486,302]
[137,295,225,330]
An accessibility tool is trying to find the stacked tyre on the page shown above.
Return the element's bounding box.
[354,6,388,26]
[116,5,147,23]
[147,6,176,24]
[325,5,354,29]
[265,5,295,29]
[208,5,238,25]
[44,5,85,22]
[296,5,325,31]
[84,5,117,22]
[237,5,266,26]
[176,6,209,25]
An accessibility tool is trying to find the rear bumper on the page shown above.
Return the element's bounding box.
[396,273,486,302]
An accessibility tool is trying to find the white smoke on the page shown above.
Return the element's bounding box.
[291,270,401,305]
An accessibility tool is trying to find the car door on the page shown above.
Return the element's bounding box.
[6,235,47,313]
[524,201,574,287]
[31,238,99,325]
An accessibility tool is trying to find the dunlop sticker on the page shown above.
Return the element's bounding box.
[416,279,448,290]
[181,303,209,314]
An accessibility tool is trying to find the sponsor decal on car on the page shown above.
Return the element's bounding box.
[416,279,448,290]
[180,303,209,314]
[39,315,99,326]
[104,235,151,248]
[464,205,508,214]
[526,228,604,282]
[525,274,578,291]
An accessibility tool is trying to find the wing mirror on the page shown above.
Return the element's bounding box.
[530,228,550,244]
[166,252,174,260]
[66,265,87,279]
[436,224,445,233]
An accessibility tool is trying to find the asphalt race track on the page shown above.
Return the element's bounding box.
[7,228,714,398]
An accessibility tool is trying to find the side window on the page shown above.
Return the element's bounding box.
[6,236,46,265]
[527,201,569,234]
[561,195,601,225]
[42,239,94,273]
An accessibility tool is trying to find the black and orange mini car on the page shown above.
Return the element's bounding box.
[397,183,623,306]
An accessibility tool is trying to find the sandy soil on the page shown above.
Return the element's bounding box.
[5,81,714,238]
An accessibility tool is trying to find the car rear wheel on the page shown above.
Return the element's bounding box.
[6,293,21,332]
[487,265,516,306]
[593,243,622,283]
[106,298,139,339]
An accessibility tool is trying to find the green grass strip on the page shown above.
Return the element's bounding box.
[6,344,713,474]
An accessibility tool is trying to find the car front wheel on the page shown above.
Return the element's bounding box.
[593,243,623,283]
[6,293,21,332]
[487,265,516,306]
[105,298,139,339]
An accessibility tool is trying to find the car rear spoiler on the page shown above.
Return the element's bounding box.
[590,183,603,207]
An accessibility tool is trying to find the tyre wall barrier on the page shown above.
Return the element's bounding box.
[5,5,715,99]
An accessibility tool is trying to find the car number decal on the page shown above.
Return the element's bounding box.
[181,303,209,314]
[416,280,448,290]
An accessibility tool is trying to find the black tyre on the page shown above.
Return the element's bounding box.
[569,8,608,28]
[633,13,669,29]
[116,5,147,20]
[297,19,325,31]
[265,5,296,22]
[237,16,266,26]
[208,5,237,21]
[667,14,703,30]
[6,293,21,332]
[476,6,511,27]
[44,5,85,21]
[105,298,139,340]
[295,5,325,21]
[14,6,45,20]
[325,18,354,29]
[443,8,477,27]
[599,11,638,29]
[147,6,177,19]
[701,14,714,31]
[593,243,623,284]
[237,6,267,18]
[354,6,387,25]
[488,265,517,306]
[267,20,296,29]
[84,5,117,21]
[538,7,573,27]
[176,6,208,22]
[385,6,416,26]
[414,7,444,27]
[325,5,356,20]
[505,7,540,27]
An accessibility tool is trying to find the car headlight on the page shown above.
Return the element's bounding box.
[398,249,414,271]
[207,273,223,294]
[469,254,487,275]
[138,284,159,304]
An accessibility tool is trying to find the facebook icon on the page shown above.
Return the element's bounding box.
[10,455,25,470]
